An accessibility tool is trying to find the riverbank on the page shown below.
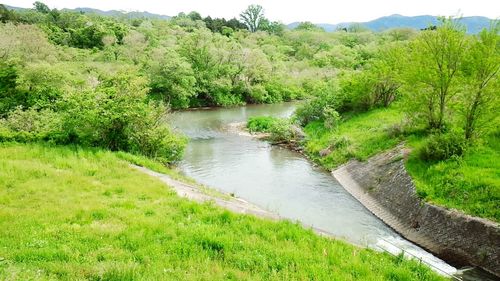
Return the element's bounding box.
[301,106,499,223]
[0,143,446,280]
[332,146,500,277]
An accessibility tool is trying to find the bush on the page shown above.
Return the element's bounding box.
[323,107,340,129]
[419,132,468,162]
[267,118,295,143]
[0,107,67,143]
[0,72,187,163]
[293,81,341,126]
[247,116,300,143]
[247,116,277,133]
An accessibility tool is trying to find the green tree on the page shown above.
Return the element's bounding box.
[459,23,500,139]
[240,4,265,32]
[0,4,18,23]
[33,1,50,14]
[188,11,202,21]
[295,22,324,32]
[403,19,466,130]
[148,49,197,109]
[0,60,23,117]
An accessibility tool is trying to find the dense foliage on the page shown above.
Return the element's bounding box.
[0,2,416,162]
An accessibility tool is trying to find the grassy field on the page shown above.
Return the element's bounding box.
[303,106,404,170]
[0,143,445,280]
[300,106,499,222]
[406,133,500,222]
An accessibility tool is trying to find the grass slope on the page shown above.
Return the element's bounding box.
[304,106,403,170]
[301,106,499,222]
[0,143,445,280]
[406,134,500,222]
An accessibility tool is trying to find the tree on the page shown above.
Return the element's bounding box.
[368,44,405,108]
[0,23,56,62]
[148,48,197,109]
[403,18,466,130]
[120,30,148,65]
[347,23,369,33]
[0,4,19,23]
[295,22,324,32]
[260,20,285,35]
[459,23,500,139]
[240,4,265,32]
[33,1,50,14]
[188,11,202,21]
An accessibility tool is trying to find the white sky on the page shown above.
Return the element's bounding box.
[3,0,499,23]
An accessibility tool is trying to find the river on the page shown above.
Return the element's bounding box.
[169,102,495,281]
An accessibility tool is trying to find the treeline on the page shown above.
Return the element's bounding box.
[0,2,412,162]
[0,2,412,108]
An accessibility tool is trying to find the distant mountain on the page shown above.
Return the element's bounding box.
[64,7,170,20]
[3,5,493,34]
[288,14,494,34]
[3,5,170,20]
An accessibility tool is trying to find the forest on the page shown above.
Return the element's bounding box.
[0,1,499,279]
[0,2,417,159]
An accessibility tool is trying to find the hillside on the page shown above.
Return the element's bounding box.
[4,4,171,20]
[0,143,445,280]
[288,14,493,33]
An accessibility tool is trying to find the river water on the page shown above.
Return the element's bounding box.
[169,102,495,281]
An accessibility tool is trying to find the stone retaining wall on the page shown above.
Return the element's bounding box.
[332,146,500,277]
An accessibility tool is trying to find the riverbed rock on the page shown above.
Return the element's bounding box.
[332,145,500,277]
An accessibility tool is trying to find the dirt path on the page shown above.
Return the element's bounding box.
[131,164,337,239]
[131,164,279,220]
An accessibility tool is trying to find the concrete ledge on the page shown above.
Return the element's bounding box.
[332,146,500,277]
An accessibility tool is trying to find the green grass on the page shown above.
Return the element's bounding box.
[0,142,445,280]
[301,105,499,222]
[303,106,404,170]
[406,134,500,222]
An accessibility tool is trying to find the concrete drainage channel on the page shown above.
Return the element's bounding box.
[375,237,462,280]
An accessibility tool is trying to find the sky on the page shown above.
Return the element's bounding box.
[3,0,499,23]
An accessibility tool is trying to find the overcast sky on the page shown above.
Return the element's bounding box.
[3,0,499,23]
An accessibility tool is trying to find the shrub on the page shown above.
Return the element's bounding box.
[419,132,468,162]
[247,116,277,133]
[0,72,187,163]
[293,81,341,126]
[0,107,67,143]
[323,107,340,129]
[247,116,300,143]
[268,118,295,143]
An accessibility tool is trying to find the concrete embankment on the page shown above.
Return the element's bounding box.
[332,146,500,277]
